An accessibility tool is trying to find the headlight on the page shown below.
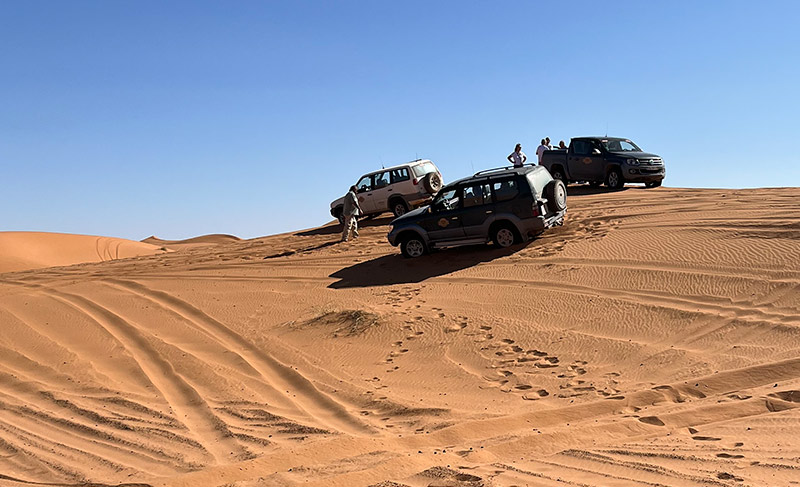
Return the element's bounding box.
[626,158,639,166]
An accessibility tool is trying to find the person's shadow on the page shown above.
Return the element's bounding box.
[328,244,521,288]
[294,216,394,237]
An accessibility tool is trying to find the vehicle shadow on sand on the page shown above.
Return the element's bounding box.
[565,185,629,196]
[328,245,522,288]
[294,216,395,237]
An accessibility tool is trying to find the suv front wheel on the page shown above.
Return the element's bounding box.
[492,224,518,248]
[606,168,624,190]
[400,234,427,258]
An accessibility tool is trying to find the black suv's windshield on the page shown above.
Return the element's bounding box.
[602,139,641,152]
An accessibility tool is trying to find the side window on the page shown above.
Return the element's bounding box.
[572,140,590,156]
[390,167,410,184]
[463,183,493,207]
[492,179,518,202]
[433,188,459,211]
[373,171,389,189]
[356,176,372,193]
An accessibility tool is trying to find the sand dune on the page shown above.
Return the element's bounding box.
[0,187,798,486]
[142,234,241,251]
[0,232,166,274]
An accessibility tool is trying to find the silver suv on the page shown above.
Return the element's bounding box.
[330,159,443,223]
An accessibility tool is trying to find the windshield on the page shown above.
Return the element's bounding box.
[602,139,641,152]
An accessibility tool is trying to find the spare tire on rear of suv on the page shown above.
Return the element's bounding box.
[423,172,442,194]
[544,179,567,213]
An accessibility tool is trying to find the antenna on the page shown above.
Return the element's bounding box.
[470,161,474,174]
[605,122,608,137]
[379,155,384,169]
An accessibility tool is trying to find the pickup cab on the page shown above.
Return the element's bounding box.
[540,137,665,189]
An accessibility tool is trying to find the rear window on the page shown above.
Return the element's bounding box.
[411,162,437,177]
[526,169,553,195]
[490,178,518,202]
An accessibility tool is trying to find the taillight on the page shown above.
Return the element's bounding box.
[532,202,540,217]
[413,178,419,185]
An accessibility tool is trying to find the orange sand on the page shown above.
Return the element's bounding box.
[1,187,798,486]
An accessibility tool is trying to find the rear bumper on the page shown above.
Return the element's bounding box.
[520,210,566,239]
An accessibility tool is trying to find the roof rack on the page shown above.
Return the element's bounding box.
[473,162,538,177]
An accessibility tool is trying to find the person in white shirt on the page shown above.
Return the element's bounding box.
[507,143,527,168]
[536,139,549,164]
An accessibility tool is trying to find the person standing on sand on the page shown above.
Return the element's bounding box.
[341,185,362,242]
[536,139,549,164]
[507,143,527,168]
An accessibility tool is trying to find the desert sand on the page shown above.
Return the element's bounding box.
[0,232,166,274]
[0,186,799,487]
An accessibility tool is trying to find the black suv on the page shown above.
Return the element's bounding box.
[387,165,566,258]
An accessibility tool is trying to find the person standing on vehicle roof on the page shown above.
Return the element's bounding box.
[558,140,567,149]
[341,185,362,242]
[536,139,549,164]
[545,137,552,149]
[507,143,527,168]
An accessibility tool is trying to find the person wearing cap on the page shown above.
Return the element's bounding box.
[341,185,362,242]
[507,143,527,168]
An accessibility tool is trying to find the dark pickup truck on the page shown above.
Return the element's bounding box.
[540,137,665,190]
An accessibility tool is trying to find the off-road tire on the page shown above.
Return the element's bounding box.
[334,207,344,225]
[400,234,426,258]
[606,168,624,190]
[391,199,409,218]
[544,179,567,213]
[423,172,442,194]
[550,166,566,182]
[491,223,519,248]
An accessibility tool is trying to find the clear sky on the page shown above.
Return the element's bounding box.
[2,1,798,240]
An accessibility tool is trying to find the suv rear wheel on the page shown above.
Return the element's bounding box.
[424,172,442,194]
[334,207,344,225]
[491,224,518,248]
[550,165,566,182]
[400,234,426,258]
[606,168,624,190]
[391,199,408,217]
[544,179,567,213]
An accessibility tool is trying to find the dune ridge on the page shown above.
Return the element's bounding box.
[0,232,166,274]
[0,187,798,486]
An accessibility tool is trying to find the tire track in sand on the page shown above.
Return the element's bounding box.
[7,281,247,464]
[105,279,373,437]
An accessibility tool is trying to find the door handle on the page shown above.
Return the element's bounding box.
[451,217,459,220]
[387,189,393,192]
[485,210,493,214]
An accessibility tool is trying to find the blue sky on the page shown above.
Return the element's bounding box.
[1,1,798,240]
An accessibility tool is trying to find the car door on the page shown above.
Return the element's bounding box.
[460,181,493,237]
[369,171,391,213]
[569,139,603,180]
[418,187,465,242]
[355,175,376,214]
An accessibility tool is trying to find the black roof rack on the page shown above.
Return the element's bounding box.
[473,162,538,177]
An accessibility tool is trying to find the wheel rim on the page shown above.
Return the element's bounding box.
[556,186,566,206]
[608,172,619,187]
[430,174,441,191]
[553,171,563,180]
[406,239,424,257]
[394,203,406,216]
[496,228,515,247]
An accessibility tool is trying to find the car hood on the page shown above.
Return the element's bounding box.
[607,151,660,159]
[391,205,429,225]
[330,196,345,209]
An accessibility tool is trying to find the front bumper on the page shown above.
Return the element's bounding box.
[624,166,665,182]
